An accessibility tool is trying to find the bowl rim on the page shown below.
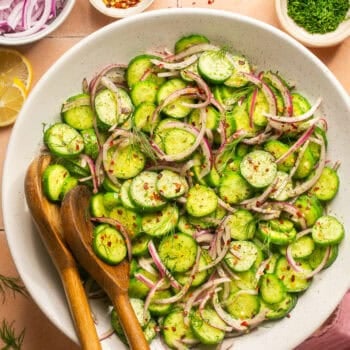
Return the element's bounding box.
[275,0,350,47]
[3,7,350,349]
[89,0,154,18]
[0,0,76,46]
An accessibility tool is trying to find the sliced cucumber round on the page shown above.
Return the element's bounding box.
[158,232,198,273]
[186,185,218,217]
[44,123,84,158]
[240,150,277,188]
[129,171,167,211]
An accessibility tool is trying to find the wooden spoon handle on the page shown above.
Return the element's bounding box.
[113,293,150,350]
[61,267,102,350]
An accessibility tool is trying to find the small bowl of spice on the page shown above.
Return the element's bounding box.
[89,0,154,18]
[275,0,350,47]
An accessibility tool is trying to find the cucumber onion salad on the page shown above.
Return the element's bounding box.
[0,0,67,37]
[41,34,344,348]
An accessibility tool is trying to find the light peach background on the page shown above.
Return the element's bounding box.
[0,0,349,349]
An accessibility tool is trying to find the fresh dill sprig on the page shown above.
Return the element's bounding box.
[0,274,28,304]
[0,320,25,350]
[131,128,158,162]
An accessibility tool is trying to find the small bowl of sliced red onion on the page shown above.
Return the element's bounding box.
[0,0,75,46]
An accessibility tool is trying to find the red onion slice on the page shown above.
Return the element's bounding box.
[265,97,322,123]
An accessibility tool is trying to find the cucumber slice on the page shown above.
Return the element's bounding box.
[92,225,127,265]
[141,204,179,237]
[262,293,297,320]
[55,158,89,179]
[81,128,99,159]
[130,80,158,106]
[109,205,141,239]
[129,171,167,211]
[162,310,197,348]
[260,273,286,304]
[94,88,118,130]
[225,293,260,320]
[268,171,293,202]
[175,249,212,287]
[307,244,338,269]
[218,170,253,205]
[156,170,188,199]
[157,78,193,118]
[106,143,146,180]
[95,88,133,129]
[198,50,233,84]
[190,308,226,345]
[240,150,277,188]
[225,240,259,272]
[258,221,296,245]
[309,167,339,201]
[275,257,312,292]
[44,123,84,158]
[263,140,296,173]
[132,102,158,133]
[287,235,315,258]
[186,185,218,217]
[312,215,344,245]
[59,176,78,200]
[224,55,251,87]
[131,234,151,256]
[158,232,198,273]
[103,192,121,211]
[293,146,316,180]
[291,92,311,116]
[176,215,196,236]
[126,54,165,88]
[129,268,157,299]
[226,209,256,240]
[120,180,137,210]
[42,164,70,202]
[247,89,269,127]
[148,290,173,316]
[174,34,210,53]
[188,105,219,130]
[294,194,323,227]
[61,93,94,130]
[163,128,196,156]
[90,192,108,217]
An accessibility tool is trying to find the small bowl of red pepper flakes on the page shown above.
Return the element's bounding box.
[89,0,154,18]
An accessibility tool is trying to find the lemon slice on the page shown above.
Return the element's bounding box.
[0,48,33,92]
[0,80,27,127]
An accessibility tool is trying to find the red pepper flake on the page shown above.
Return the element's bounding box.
[240,321,249,327]
[208,0,215,4]
[103,0,141,9]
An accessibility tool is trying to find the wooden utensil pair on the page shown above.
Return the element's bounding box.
[24,155,149,350]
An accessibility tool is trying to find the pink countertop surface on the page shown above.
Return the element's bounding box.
[0,0,349,349]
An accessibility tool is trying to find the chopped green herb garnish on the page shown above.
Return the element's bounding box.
[287,0,350,34]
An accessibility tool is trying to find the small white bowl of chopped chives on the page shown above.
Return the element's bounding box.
[275,0,350,47]
[89,0,154,18]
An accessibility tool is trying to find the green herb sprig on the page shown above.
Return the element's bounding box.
[0,274,28,304]
[0,320,25,350]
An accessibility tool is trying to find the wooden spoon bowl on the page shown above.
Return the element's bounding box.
[61,185,150,350]
[24,155,101,350]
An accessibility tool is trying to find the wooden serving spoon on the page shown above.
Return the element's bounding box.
[24,155,101,350]
[61,185,150,350]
